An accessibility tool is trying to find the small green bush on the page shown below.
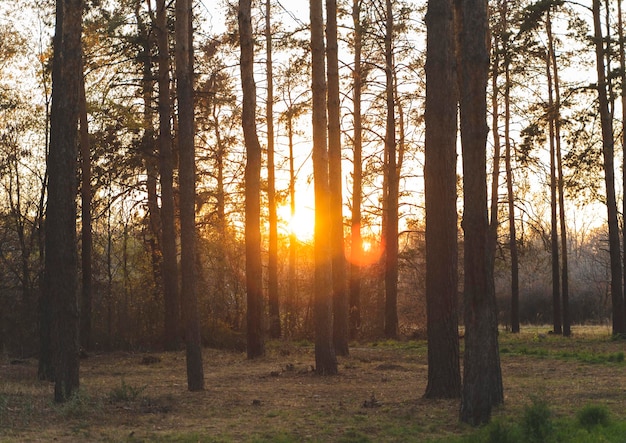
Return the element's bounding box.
[577,404,611,430]
[107,379,145,403]
[522,397,553,443]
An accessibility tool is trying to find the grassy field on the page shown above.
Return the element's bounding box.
[1,325,626,442]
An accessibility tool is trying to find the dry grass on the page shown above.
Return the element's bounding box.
[1,325,625,442]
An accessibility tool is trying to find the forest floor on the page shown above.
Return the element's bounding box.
[1,325,626,442]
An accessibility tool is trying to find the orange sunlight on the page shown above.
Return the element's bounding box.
[277,203,315,242]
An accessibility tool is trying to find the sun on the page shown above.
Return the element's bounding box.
[277,203,316,242]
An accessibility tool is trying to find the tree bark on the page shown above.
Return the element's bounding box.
[326,0,349,356]
[618,0,626,330]
[424,0,461,399]
[157,0,182,350]
[383,0,399,340]
[311,0,338,375]
[547,9,570,336]
[592,0,626,335]
[266,0,281,340]
[45,0,84,402]
[239,0,265,358]
[503,23,519,333]
[456,0,503,425]
[545,40,562,335]
[349,0,363,340]
[176,0,204,390]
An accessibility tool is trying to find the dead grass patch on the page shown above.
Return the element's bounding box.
[0,326,625,442]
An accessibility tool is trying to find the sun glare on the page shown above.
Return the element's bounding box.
[277,204,316,242]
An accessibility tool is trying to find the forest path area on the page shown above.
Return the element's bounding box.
[1,326,626,442]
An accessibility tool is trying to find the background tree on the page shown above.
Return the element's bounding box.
[592,0,625,336]
[239,0,265,358]
[157,0,182,351]
[423,0,461,399]
[176,0,204,390]
[349,0,364,339]
[383,0,399,339]
[265,0,281,340]
[44,0,84,402]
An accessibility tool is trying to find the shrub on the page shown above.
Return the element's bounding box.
[522,397,553,443]
[577,404,610,430]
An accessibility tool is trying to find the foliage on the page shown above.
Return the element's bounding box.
[577,404,611,430]
[107,379,146,403]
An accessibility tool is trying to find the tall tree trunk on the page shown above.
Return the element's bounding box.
[547,9,570,336]
[456,0,503,425]
[157,0,182,350]
[349,0,363,340]
[266,0,281,339]
[326,0,349,356]
[176,0,204,391]
[45,0,84,402]
[311,0,338,375]
[79,61,92,351]
[239,0,265,358]
[488,13,501,261]
[592,0,626,335]
[503,27,520,333]
[424,0,461,400]
[545,42,562,335]
[287,115,297,337]
[618,0,626,326]
[383,0,399,339]
[139,5,163,318]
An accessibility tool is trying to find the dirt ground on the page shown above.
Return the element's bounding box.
[1,327,625,442]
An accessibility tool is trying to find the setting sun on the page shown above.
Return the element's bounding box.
[277,203,316,242]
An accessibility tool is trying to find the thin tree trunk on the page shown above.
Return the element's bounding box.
[424,0,461,399]
[46,0,83,402]
[79,61,92,352]
[311,0,338,375]
[157,0,182,350]
[326,0,349,356]
[617,0,626,333]
[266,0,281,339]
[456,0,503,425]
[287,116,297,336]
[239,0,265,358]
[176,0,204,391]
[384,0,399,340]
[545,43,562,335]
[547,9,570,337]
[503,30,519,333]
[592,0,626,335]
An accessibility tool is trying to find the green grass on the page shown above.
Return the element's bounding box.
[436,400,626,443]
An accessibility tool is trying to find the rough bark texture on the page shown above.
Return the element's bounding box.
[349,0,363,339]
[456,0,504,425]
[239,0,265,358]
[45,0,84,402]
[383,0,399,340]
[311,0,338,375]
[592,0,626,335]
[266,0,281,340]
[176,0,204,391]
[423,0,461,400]
[326,0,349,356]
[157,0,182,351]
